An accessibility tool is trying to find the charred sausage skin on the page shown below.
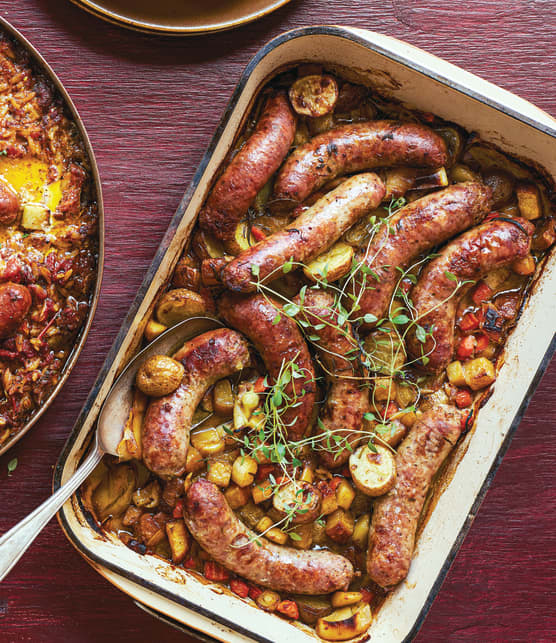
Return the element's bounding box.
[294,289,370,468]
[0,282,31,338]
[185,478,354,594]
[352,182,493,329]
[222,173,385,293]
[219,292,316,441]
[198,92,296,252]
[407,218,534,372]
[367,405,464,589]
[142,329,250,478]
[273,120,448,205]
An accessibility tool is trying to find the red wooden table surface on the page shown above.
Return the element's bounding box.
[0,1,555,641]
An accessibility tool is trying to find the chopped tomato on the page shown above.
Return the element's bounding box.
[471,281,493,306]
[230,579,250,598]
[204,561,229,582]
[248,584,263,600]
[360,589,374,604]
[253,376,267,393]
[276,600,299,620]
[184,557,197,569]
[456,335,476,360]
[458,312,480,332]
[475,332,490,352]
[455,389,473,408]
[172,500,184,519]
[384,401,399,419]
[250,226,267,242]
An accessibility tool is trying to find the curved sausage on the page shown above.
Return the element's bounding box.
[0,182,19,225]
[273,120,447,205]
[198,92,296,252]
[222,173,385,293]
[142,329,251,478]
[294,289,370,468]
[219,292,316,441]
[367,405,463,589]
[185,478,354,594]
[351,182,493,329]
[0,283,31,338]
[406,218,534,372]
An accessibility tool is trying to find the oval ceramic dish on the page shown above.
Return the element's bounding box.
[69,0,292,35]
[0,17,103,456]
[55,26,555,643]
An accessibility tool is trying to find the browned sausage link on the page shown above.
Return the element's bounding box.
[367,405,464,589]
[185,478,354,594]
[406,218,534,372]
[198,92,296,251]
[0,181,19,225]
[294,289,370,468]
[352,182,493,329]
[273,120,447,205]
[219,292,316,441]
[142,329,250,478]
[0,283,31,338]
[222,173,385,293]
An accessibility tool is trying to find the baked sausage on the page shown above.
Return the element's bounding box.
[222,173,385,292]
[0,182,19,225]
[218,292,316,441]
[198,92,296,252]
[351,182,493,329]
[0,283,31,338]
[367,405,463,589]
[184,478,354,594]
[406,218,534,372]
[294,289,370,468]
[273,120,447,205]
[142,329,250,478]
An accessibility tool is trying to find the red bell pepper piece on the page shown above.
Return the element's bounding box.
[184,557,197,569]
[471,281,493,306]
[329,476,344,492]
[255,463,276,481]
[230,579,250,598]
[360,589,374,604]
[458,312,480,332]
[455,389,473,409]
[384,401,399,419]
[253,376,267,393]
[276,600,299,620]
[248,584,263,600]
[456,335,476,360]
[475,332,490,352]
[250,226,267,242]
[204,561,229,582]
[172,500,184,519]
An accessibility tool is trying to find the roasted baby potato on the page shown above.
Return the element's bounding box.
[165,519,190,563]
[144,318,168,342]
[316,602,372,641]
[349,444,396,497]
[273,481,322,524]
[325,508,354,543]
[464,357,496,391]
[331,592,363,608]
[135,355,184,397]
[482,168,514,209]
[231,454,258,487]
[289,74,338,117]
[303,242,354,283]
[156,288,206,326]
[212,378,234,416]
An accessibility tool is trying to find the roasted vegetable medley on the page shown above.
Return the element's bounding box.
[83,63,554,640]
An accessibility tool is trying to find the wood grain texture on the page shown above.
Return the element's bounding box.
[0,1,555,641]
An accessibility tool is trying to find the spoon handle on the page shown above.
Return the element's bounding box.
[0,446,102,581]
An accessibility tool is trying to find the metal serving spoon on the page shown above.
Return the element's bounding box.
[0,315,222,581]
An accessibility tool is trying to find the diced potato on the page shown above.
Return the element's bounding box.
[224,484,251,509]
[317,481,339,516]
[289,74,338,117]
[273,481,321,524]
[446,360,467,387]
[303,242,354,283]
[449,164,481,183]
[213,379,234,416]
[349,444,396,497]
[122,505,142,527]
[395,382,417,409]
[256,590,281,612]
[399,411,417,428]
[185,445,204,473]
[516,182,542,219]
[206,460,232,487]
[144,318,168,342]
[483,266,511,291]
[156,288,206,327]
[236,501,265,529]
[132,481,161,509]
[335,479,355,510]
[352,513,370,549]
[265,527,289,545]
[165,519,190,563]
[300,465,314,483]
[325,508,354,543]
[312,519,328,546]
[138,513,166,548]
[373,376,397,402]
[21,203,49,230]
[233,384,265,432]
[316,602,372,641]
[464,357,496,391]
[252,479,273,504]
[289,523,312,549]
[512,254,536,276]
[256,515,273,532]
[136,355,184,397]
[364,327,406,375]
[190,425,225,456]
[231,455,258,487]
[331,592,363,608]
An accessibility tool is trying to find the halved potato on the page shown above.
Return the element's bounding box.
[135,355,184,397]
[273,481,322,524]
[449,163,481,183]
[349,444,396,497]
[331,592,363,608]
[289,74,338,117]
[156,288,206,327]
[303,242,354,283]
[165,519,190,563]
[316,602,372,641]
[516,181,543,219]
[21,203,49,230]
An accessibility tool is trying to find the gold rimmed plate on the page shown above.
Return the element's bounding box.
[70,0,293,35]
